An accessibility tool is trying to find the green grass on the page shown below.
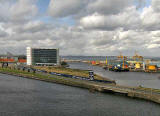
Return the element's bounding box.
[34,66,113,81]
[0,68,95,89]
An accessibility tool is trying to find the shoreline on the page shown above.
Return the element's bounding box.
[34,66,114,81]
[0,68,160,105]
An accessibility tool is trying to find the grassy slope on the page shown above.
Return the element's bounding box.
[0,68,96,89]
[34,66,112,81]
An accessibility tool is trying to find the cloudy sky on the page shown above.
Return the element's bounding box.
[0,0,159,56]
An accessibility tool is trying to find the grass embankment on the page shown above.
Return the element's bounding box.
[136,86,160,94]
[34,66,112,81]
[0,68,99,89]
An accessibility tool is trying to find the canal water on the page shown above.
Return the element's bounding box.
[68,62,160,89]
[0,73,160,116]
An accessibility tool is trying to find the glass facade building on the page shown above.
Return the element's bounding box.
[27,47,59,66]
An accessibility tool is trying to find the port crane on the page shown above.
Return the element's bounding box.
[117,52,128,69]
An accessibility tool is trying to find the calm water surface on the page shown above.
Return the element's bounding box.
[0,73,160,116]
[68,62,160,89]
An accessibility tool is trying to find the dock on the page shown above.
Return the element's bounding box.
[88,82,160,104]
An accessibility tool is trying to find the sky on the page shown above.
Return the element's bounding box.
[0,0,159,56]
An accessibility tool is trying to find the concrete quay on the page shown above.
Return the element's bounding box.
[92,84,160,104]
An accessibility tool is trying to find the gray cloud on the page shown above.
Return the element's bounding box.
[141,6,160,31]
[152,0,160,12]
[0,30,7,37]
[80,6,141,31]
[12,21,50,33]
[10,0,38,23]
[0,0,159,56]
[0,0,37,23]
[48,0,89,18]
[87,0,133,15]
[48,0,133,18]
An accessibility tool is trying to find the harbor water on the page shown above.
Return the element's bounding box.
[0,73,160,116]
[68,62,160,89]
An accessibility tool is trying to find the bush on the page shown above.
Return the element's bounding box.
[61,61,68,66]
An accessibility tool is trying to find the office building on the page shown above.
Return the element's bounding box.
[27,47,60,66]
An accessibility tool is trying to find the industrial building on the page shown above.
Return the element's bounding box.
[27,47,60,66]
[0,53,26,64]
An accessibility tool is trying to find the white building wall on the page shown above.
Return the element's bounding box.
[57,48,60,65]
[26,47,32,65]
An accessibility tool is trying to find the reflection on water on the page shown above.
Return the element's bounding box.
[68,62,160,89]
[0,73,160,116]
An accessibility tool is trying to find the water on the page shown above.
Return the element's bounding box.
[62,56,107,61]
[0,73,160,116]
[62,56,160,61]
[68,62,160,89]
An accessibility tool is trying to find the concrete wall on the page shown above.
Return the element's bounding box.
[26,47,32,65]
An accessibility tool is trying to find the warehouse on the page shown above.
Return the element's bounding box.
[27,47,60,66]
